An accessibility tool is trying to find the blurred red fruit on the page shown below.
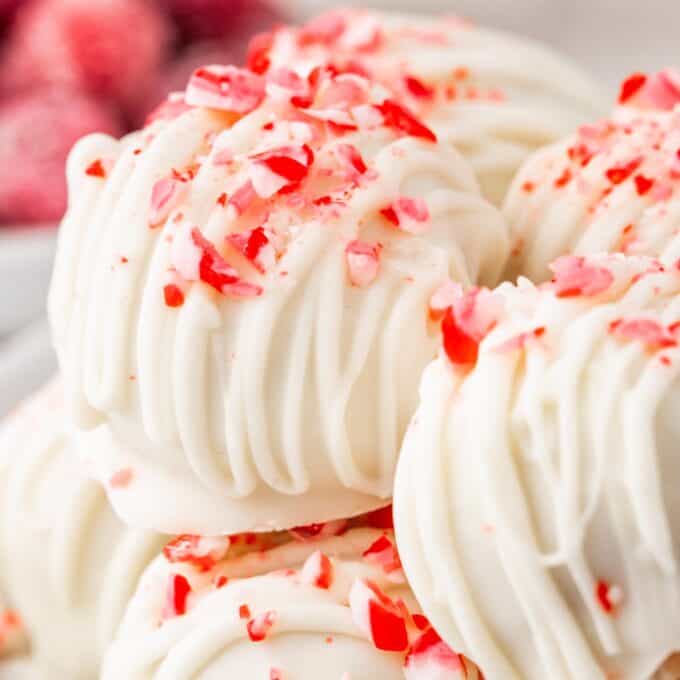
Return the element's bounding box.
[0,89,121,224]
[0,0,172,110]
[162,0,281,42]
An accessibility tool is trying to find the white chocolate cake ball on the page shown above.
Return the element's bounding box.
[505,69,680,282]
[0,382,166,679]
[49,60,509,535]
[395,254,680,680]
[102,512,480,679]
[262,8,606,205]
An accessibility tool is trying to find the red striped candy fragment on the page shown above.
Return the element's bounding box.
[150,176,190,226]
[404,627,467,679]
[377,99,437,142]
[362,535,402,574]
[300,551,334,590]
[163,535,231,572]
[227,226,276,273]
[349,579,408,652]
[186,65,265,113]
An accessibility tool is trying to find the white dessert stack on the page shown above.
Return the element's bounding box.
[49,52,509,535]
[0,382,167,678]
[264,8,606,206]
[6,6,680,680]
[505,69,680,282]
[394,253,680,679]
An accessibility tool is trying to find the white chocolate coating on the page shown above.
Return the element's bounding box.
[103,525,477,679]
[394,255,680,680]
[265,9,606,205]
[0,382,166,679]
[505,76,680,282]
[49,67,509,535]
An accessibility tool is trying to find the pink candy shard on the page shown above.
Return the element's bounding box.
[550,255,615,298]
[300,551,334,590]
[149,177,190,226]
[247,610,277,642]
[345,240,381,287]
[404,627,466,680]
[186,65,265,113]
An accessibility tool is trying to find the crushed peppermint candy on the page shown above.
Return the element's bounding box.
[163,573,192,620]
[300,551,334,590]
[596,580,623,615]
[608,317,678,351]
[186,65,265,113]
[150,177,190,227]
[404,627,467,679]
[163,535,231,572]
[550,256,615,298]
[362,535,402,574]
[345,240,382,287]
[349,579,409,652]
[247,610,277,642]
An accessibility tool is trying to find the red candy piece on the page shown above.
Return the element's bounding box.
[362,535,402,574]
[247,31,274,75]
[163,284,185,308]
[377,99,437,142]
[405,627,466,676]
[247,611,277,642]
[163,574,192,619]
[605,157,643,185]
[618,73,647,104]
[192,228,263,298]
[442,307,481,365]
[163,534,230,572]
[300,551,334,590]
[227,226,275,274]
[404,75,435,100]
[363,505,394,530]
[349,579,409,652]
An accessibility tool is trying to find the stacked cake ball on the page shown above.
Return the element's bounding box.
[3,7,680,680]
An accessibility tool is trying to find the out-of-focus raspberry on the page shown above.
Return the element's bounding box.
[0,0,173,110]
[162,0,281,42]
[0,89,121,224]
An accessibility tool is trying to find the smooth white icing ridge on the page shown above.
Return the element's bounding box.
[49,82,509,534]
[505,104,680,282]
[102,528,450,679]
[394,256,680,680]
[0,382,166,679]
[267,9,606,205]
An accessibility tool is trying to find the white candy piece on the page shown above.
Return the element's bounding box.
[265,8,606,205]
[102,526,477,679]
[49,64,509,535]
[395,254,680,680]
[504,70,680,283]
[0,382,166,679]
